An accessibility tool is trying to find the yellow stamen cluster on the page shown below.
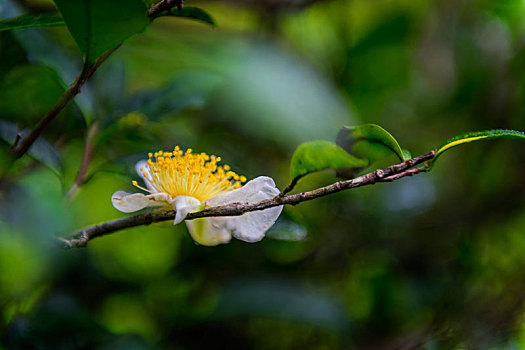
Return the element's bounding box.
[134,146,247,202]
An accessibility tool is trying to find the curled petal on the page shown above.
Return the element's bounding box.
[111,191,171,213]
[135,160,158,193]
[204,176,283,243]
[207,176,280,206]
[171,196,201,225]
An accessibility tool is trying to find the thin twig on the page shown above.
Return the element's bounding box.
[148,0,184,19]
[280,177,299,196]
[6,46,120,171]
[12,132,23,148]
[58,150,435,249]
[65,122,99,201]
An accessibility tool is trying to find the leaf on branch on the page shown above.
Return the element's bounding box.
[0,13,64,32]
[401,148,412,160]
[430,129,525,169]
[156,6,216,27]
[336,124,406,164]
[0,120,62,175]
[52,0,149,63]
[289,140,368,188]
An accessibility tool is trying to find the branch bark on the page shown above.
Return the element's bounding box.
[65,122,99,201]
[5,46,120,173]
[58,150,435,249]
[148,0,184,19]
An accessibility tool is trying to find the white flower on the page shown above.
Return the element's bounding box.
[111,147,283,246]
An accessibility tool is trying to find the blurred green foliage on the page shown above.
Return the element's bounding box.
[1,0,525,349]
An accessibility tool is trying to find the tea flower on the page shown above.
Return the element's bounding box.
[111,147,283,246]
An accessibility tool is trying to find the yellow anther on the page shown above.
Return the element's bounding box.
[135,146,248,202]
[132,180,138,186]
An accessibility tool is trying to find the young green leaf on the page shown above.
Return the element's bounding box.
[53,0,149,63]
[0,13,64,32]
[336,124,406,163]
[430,129,525,169]
[401,149,412,160]
[289,140,368,186]
[157,7,216,27]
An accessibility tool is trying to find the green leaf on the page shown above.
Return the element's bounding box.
[0,120,62,175]
[53,0,149,62]
[290,140,368,182]
[0,13,64,32]
[336,124,406,163]
[430,129,525,169]
[401,149,412,160]
[157,7,216,27]
[1,0,95,120]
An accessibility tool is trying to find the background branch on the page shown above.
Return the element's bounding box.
[65,121,99,201]
[2,46,120,177]
[59,150,435,248]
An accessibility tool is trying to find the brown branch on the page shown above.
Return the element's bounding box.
[58,150,435,249]
[148,0,184,19]
[65,122,99,201]
[12,132,23,148]
[4,46,120,175]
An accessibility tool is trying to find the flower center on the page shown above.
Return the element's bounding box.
[134,146,247,202]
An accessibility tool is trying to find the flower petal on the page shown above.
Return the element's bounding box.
[223,205,282,242]
[204,176,283,242]
[135,160,158,193]
[171,196,201,225]
[111,191,171,213]
[206,176,280,206]
[185,218,232,246]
